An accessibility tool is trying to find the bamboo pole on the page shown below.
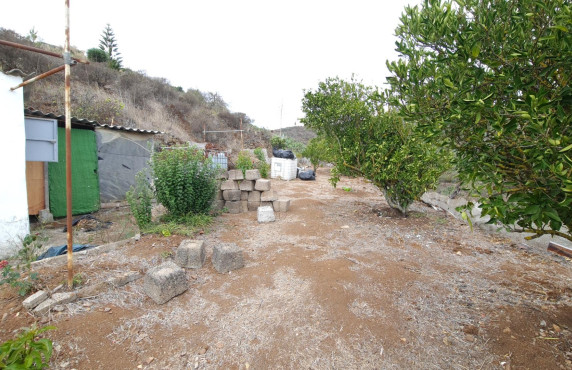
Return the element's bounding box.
[64,0,73,289]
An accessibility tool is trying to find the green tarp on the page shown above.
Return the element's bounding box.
[48,127,100,217]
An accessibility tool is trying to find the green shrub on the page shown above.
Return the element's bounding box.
[0,234,43,297]
[236,151,254,177]
[86,48,108,63]
[253,147,265,162]
[302,137,332,172]
[257,161,270,178]
[151,146,218,218]
[126,170,153,229]
[0,324,55,369]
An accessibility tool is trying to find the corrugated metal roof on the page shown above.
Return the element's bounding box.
[24,108,164,134]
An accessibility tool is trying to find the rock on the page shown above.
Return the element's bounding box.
[144,261,188,304]
[198,346,209,355]
[223,190,242,201]
[228,170,245,180]
[23,290,49,310]
[53,305,65,312]
[257,205,275,223]
[175,240,206,269]
[254,179,271,191]
[135,233,141,241]
[553,324,561,333]
[273,199,290,212]
[540,320,547,327]
[240,191,249,201]
[38,209,54,224]
[465,334,475,342]
[220,180,239,191]
[245,169,261,180]
[239,180,254,191]
[503,327,511,334]
[463,324,479,335]
[212,243,244,273]
[225,201,242,214]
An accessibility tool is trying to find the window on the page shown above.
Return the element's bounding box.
[25,117,58,162]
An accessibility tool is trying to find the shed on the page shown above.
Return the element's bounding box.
[24,109,162,216]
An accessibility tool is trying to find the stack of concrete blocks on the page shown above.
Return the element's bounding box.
[216,169,290,214]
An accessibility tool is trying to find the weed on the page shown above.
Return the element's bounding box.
[126,170,153,229]
[160,251,173,259]
[342,187,352,192]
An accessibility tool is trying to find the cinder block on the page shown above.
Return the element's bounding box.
[23,290,48,310]
[212,199,225,211]
[225,201,242,214]
[228,170,245,180]
[261,190,277,202]
[212,243,245,273]
[255,179,271,191]
[247,201,260,211]
[258,205,276,223]
[239,180,254,191]
[245,169,261,180]
[241,191,249,201]
[175,240,206,269]
[260,201,273,208]
[216,190,224,200]
[241,201,248,213]
[144,261,188,304]
[273,199,291,212]
[220,179,239,190]
[223,189,242,201]
[248,191,261,202]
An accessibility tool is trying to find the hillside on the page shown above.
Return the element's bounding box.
[270,125,316,145]
[0,28,272,152]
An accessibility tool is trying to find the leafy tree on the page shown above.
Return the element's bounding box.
[302,137,333,172]
[86,48,109,63]
[302,77,451,214]
[386,0,572,240]
[99,24,122,70]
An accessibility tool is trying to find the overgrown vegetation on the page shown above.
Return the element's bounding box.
[271,136,305,156]
[302,77,451,214]
[253,148,270,178]
[0,234,44,296]
[236,151,254,177]
[126,170,153,229]
[0,324,55,369]
[386,0,572,240]
[151,146,219,218]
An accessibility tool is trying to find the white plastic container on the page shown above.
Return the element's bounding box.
[271,157,297,180]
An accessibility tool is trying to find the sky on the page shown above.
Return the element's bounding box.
[1,0,420,130]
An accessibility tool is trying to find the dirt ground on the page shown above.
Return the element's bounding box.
[1,168,572,369]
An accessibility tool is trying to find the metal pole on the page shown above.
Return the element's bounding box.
[240,118,243,150]
[64,0,73,289]
[0,39,88,64]
[10,65,66,91]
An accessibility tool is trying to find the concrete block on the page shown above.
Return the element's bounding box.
[247,201,260,212]
[52,292,77,305]
[241,191,249,201]
[225,201,242,214]
[175,240,206,269]
[248,191,261,202]
[220,179,239,191]
[245,169,261,180]
[77,281,109,298]
[216,190,224,200]
[228,170,245,180]
[241,201,249,213]
[109,271,143,287]
[34,298,56,315]
[212,244,245,273]
[260,201,273,208]
[212,199,225,211]
[255,179,271,191]
[223,189,242,201]
[261,190,277,202]
[23,290,48,310]
[144,261,188,304]
[273,199,291,212]
[239,180,254,191]
[258,205,276,223]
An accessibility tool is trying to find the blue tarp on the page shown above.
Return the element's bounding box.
[37,244,97,260]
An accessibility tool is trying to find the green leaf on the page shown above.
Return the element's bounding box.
[559,143,572,153]
[471,42,481,58]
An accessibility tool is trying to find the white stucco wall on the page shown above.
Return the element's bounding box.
[0,73,30,258]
